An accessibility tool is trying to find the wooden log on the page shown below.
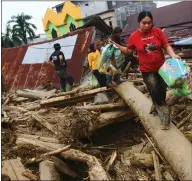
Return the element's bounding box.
[176,112,192,128]
[184,130,192,143]
[60,149,110,180]
[39,160,60,180]
[48,84,89,98]
[75,103,127,111]
[152,151,162,180]
[162,170,174,181]
[22,171,38,180]
[122,141,153,154]
[16,137,64,150]
[32,113,61,136]
[127,153,153,168]
[114,82,192,180]
[145,133,166,162]
[17,90,43,100]
[25,104,41,111]
[12,97,29,102]
[17,134,60,144]
[106,151,117,171]
[40,87,110,107]
[16,138,110,181]
[89,109,134,132]
[17,89,56,100]
[52,156,79,178]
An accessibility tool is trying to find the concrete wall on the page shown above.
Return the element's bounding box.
[72,1,108,18]
[99,10,118,29]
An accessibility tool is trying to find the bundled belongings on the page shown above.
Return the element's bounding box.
[98,43,125,87]
[158,58,192,96]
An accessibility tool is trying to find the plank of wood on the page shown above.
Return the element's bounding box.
[10,159,30,180]
[40,87,110,107]
[75,103,127,111]
[2,159,30,180]
[2,160,18,180]
[17,134,60,144]
[39,160,60,180]
[16,137,64,150]
[152,151,162,180]
[32,113,60,136]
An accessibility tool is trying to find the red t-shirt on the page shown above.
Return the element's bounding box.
[127,27,169,72]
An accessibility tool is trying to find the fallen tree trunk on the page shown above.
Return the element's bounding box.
[40,87,110,107]
[89,109,134,132]
[75,103,127,111]
[114,82,192,180]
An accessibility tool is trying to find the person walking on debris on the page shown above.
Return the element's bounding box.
[105,27,126,87]
[110,11,180,130]
[48,43,74,92]
[88,42,107,87]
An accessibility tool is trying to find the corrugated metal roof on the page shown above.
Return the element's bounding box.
[2,27,95,90]
[121,1,192,39]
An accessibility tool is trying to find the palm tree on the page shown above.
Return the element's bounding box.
[1,24,14,48]
[8,13,37,44]
[1,24,22,48]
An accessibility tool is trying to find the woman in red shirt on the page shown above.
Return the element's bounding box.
[111,11,180,130]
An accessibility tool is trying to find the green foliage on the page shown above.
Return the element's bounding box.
[2,12,37,48]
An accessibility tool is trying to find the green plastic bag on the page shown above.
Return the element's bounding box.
[173,74,192,96]
[98,43,124,73]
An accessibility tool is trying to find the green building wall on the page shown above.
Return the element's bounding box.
[45,16,84,40]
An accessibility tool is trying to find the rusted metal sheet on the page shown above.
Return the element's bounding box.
[2,27,94,90]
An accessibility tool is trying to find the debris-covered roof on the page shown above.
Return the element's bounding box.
[2,27,95,90]
[78,16,112,35]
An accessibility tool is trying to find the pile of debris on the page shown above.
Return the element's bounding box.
[2,74,192,181]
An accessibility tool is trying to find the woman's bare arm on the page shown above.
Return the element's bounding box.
[164,45,180,59]
[110,40,134,55]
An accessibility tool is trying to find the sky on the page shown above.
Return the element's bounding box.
[1,1,181,35]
